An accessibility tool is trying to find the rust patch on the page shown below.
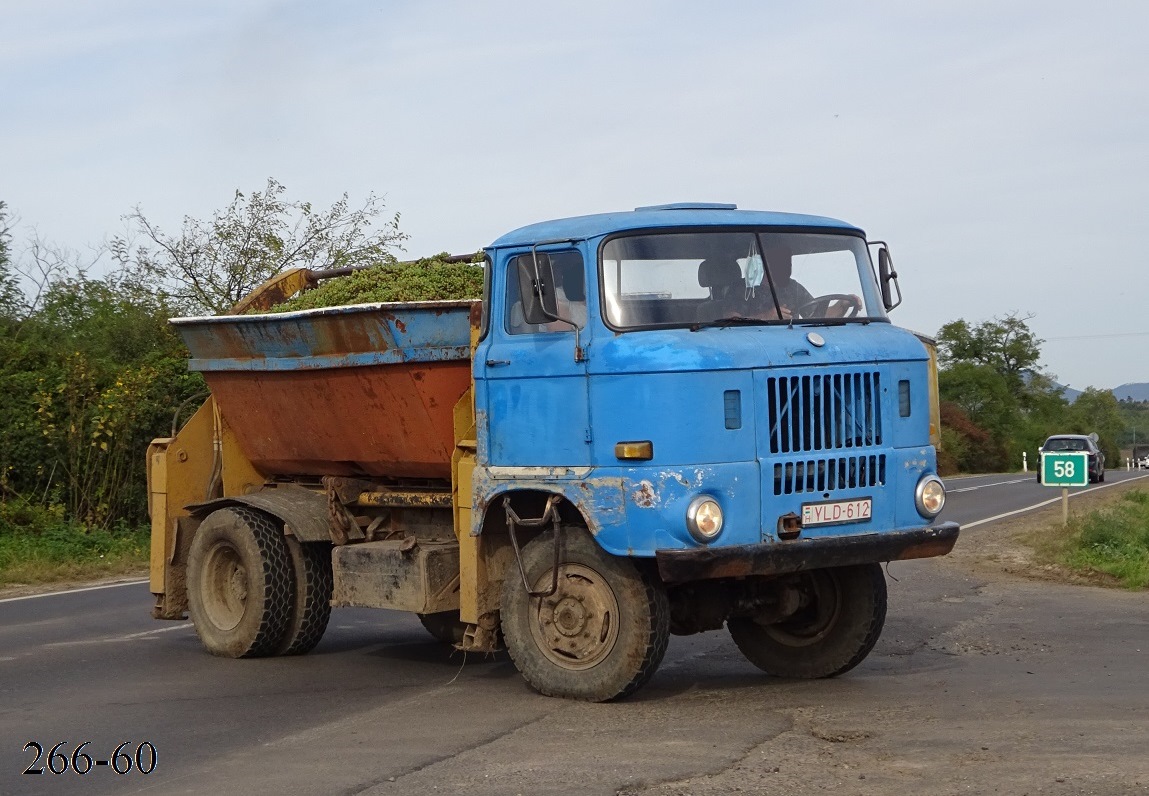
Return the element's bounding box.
[631,480,659,508]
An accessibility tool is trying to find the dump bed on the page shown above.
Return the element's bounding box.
[172,301,478,480]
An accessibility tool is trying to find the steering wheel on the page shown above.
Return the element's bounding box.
[794,293,861,319]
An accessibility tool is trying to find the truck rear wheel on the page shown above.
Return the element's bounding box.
[500,528,670,702]
[276,539,333,656]
[187,507,294,658]
[728,564,887,679]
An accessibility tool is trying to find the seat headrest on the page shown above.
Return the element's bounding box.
[697,258,742,288]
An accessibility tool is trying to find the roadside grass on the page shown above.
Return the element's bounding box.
[1031,489,1149,589]
[0,500,149,589]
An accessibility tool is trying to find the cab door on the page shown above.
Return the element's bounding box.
[475,248,591,468]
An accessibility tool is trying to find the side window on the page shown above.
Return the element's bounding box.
[504,250,586,335]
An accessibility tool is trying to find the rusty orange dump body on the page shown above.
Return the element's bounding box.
[172,301,478,480]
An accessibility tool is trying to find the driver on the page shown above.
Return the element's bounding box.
[764,247,813,319]
[748,247,859,320]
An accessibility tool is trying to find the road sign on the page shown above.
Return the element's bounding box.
[1041,452,1089,487]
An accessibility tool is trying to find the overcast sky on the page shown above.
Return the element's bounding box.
[3,1,1147,390]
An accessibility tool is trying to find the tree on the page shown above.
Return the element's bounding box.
[936,313,1043,391]
[936,313,1072,472]
[0,201,24,318]
[113,179,409,314]
[1070,388,1124,463]
[938,361,1020,442]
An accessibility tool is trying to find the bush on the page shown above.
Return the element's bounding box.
[0,499,149,587]
[1,273,203,529]
[1061,490,1149,589]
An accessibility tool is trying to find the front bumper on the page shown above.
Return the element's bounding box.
[655,521,959,584]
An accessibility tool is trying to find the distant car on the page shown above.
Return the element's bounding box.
[1038,434,1105,484]
[1140,455,1149,469]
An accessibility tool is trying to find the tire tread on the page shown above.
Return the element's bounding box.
[501,529,670,702]
[729,564,887,679]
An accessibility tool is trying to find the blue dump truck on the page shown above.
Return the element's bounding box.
[147,203,959,701]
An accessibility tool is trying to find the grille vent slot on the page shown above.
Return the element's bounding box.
[773,454,886,496]
[767,371,882,454]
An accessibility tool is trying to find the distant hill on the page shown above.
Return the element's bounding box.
[1053,382,1149,403]
[1113,383,1149,402]
[990,372,1145,403]
[1057,383,1083,402]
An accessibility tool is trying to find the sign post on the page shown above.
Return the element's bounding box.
[1040,452,1089,525]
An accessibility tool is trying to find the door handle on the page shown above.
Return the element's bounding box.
[485,359,511,367]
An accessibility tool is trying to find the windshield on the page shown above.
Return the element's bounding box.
[600,230,886,330]
[1044,438,1089,452]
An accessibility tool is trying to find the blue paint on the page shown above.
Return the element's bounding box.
[173,301,475,370]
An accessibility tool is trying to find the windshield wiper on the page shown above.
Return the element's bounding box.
[689,315,786,332]
[789,317,874,328]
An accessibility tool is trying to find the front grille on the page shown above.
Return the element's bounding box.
[766,371,882,454]
[773,454,887,495]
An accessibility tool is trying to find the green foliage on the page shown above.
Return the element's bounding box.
[1069,388,1124,463]
[935,313,1133,473]
[939,362,1019,437]
[937,313,1042,391]
[0,499,149,587]
[1117,400,1149,448]
[113,178,410,314]
[1060,490,1149,589]
[268,254,485,312]
[1,257,203,529]
[0,201,24,317]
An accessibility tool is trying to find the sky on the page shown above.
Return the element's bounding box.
[2,1,1147,390]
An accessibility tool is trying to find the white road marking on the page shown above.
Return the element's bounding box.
[962,473,1149,529]
[44,623,193,648]
[0,578,149,604]
[950,476,1032,493]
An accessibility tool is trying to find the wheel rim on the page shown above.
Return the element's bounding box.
[528,563,620,670]
[764,570,842,647]
[200,542,248,632]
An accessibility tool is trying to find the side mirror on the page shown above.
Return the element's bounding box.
[516,253,558,325]
[878,247,902,311]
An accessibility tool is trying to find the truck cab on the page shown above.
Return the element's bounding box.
[463,204,956,698]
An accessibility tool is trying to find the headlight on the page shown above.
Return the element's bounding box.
[915,475,946,518]
[686,496,724,543]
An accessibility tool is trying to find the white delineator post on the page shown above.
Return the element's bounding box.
[1022,451,1028,473]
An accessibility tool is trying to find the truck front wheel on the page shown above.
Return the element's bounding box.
[727,564,887,679]
[187,507,294,658]
[500,528,670,702]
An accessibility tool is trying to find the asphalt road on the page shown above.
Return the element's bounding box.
[938,468,1149,528]
[3,470,1149,795]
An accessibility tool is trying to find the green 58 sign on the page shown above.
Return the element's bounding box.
[1041,452,1089,487]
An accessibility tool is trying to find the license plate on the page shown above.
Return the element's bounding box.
[801,498,872,527]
